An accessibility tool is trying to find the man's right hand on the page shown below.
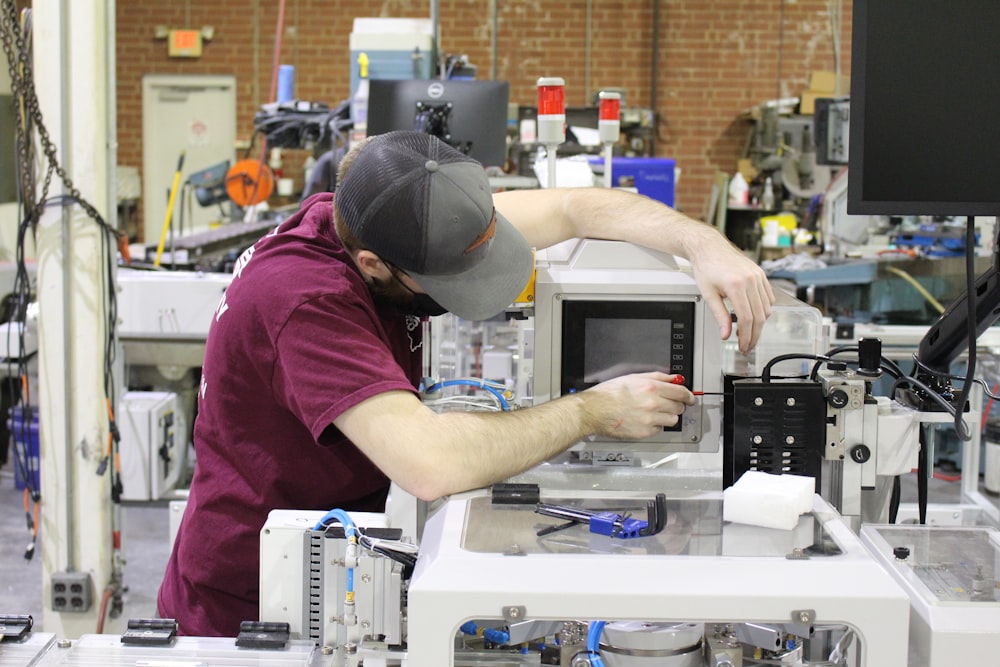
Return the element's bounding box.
[580,372,695,440]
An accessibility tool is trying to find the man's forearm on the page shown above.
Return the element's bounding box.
[418,392,599,497]
[558,187,725,260]
[497,187,729,260]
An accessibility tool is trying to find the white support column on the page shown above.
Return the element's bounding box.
[34,0,114,637]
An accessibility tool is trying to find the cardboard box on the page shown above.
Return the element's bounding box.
[800,90,824,115]
[801,70,850,115]
[809,70,851,94]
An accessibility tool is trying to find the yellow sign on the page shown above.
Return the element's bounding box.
[514,250,536,306]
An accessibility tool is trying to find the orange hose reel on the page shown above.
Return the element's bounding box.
[225,159,275,208]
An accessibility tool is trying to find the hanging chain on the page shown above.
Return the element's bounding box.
[0,0,108,230]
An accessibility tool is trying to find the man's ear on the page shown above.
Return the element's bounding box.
[355,249,391,280]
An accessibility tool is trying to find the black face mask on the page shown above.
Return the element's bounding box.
[406,292,449,318]
[387,263,449,317]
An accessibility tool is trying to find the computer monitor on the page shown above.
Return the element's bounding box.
[847,0,1000,216]
[367,79,510,168]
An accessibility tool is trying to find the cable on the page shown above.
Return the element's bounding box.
[890,374,968,440]
[952,216,977,442]
[1,5,124,583]
[761,353,832,383]
[917,424,929,524]
[883,265,946,314]
[819,344,906,379]
[313,509,358,607]
[423,378,512,411]
[422,395,503,412]
[586,620,607,667]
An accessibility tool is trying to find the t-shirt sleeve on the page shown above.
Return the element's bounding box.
[270,292,418,441]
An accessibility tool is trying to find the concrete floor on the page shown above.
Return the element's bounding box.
[0,467,172,633]
[2,455,999,637]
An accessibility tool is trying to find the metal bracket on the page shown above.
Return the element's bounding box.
[0,615,33,642]
[791,609,816,624]
[502,606,526,624]
[121,618,178,646]
[235,621,291,649]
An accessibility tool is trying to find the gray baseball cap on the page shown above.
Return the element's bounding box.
[336,131,533,320]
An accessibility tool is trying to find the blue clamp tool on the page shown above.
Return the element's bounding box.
[534,493,667,539]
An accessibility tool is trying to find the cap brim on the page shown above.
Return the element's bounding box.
[407,209,533,321]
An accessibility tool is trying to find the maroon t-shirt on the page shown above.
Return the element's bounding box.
[157,193,422,637]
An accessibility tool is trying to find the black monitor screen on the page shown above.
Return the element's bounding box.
[560,300,696,410]
[848,0,1000,216]
[583,318,674,383]
[367,79,510,168]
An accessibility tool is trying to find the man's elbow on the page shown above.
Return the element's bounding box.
[392,467,478,503]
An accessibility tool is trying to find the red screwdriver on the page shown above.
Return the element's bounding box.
[670,374,720,396]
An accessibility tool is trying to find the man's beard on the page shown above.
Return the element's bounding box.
[367,273,416,311]
[366,272,449,317]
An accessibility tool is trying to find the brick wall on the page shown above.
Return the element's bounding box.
[115,0,851,232]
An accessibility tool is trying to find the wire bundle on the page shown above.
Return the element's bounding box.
[422,377,513,412]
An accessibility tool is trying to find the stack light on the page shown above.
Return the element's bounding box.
[598,91,622,188]
[536,77,566,144]
[537,77,566,188]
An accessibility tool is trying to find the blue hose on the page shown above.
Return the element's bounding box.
[424,379,510,410]
[313,508,357,536]
[587,621,606,667]
[313,508,358,598]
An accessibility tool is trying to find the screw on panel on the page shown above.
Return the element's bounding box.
[504,544,525,556]
[752,435,763,444]
[754,397,764,406]
[786,397,796,406]
[792,609,815,623]
[503,605,526,622]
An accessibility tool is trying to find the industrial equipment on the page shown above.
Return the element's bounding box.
[860,524,1000,666]
[117,391,186,502]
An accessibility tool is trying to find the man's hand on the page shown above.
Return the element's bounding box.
[581,372,695,440]
[690,244,775,355]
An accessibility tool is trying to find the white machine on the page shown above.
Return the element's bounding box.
[7,632,331,666]
[249,239,941,666]
[407,489,910,666]
[259,509,408,652]
[860,524,1000,666]
[117,390,186,501]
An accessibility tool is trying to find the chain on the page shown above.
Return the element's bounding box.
[1,1,34,219]
[0,0,109,231]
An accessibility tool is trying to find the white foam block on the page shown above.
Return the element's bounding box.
[723,471,815,530]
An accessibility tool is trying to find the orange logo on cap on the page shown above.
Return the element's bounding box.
[464,210,496,255]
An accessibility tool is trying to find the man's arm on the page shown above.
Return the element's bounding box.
[494,188,775,354]
[334,372,694,501]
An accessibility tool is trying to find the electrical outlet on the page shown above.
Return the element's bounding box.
[51,572,92,613]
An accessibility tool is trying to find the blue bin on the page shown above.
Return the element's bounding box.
[589,157,677,207]
[9,407,39,491]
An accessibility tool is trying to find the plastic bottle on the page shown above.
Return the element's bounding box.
[303,154,317,189]
[268,148,283,179]
[350,53,370,147]
[728,172,749,206]
[762,176,776,210]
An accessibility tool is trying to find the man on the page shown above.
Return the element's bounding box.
[158,131,774,637]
